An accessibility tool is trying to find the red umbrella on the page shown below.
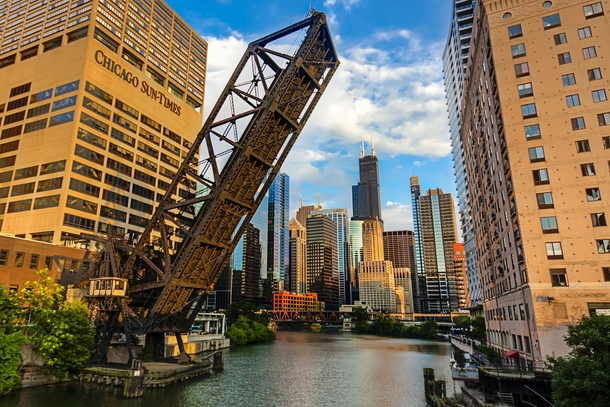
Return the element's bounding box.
[505,350,520,359]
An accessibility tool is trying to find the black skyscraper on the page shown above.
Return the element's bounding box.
[352,140,382,221]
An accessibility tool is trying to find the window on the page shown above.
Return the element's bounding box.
[130,199,153,214]
[52,96,77,111]
[24,119,48,133]
[38,161,63,177]
[583,46,597,59]
[537,192,554,209]
[72,161,102,181]
[587,187,601,201]
[100,206,127,222]
[541,216,559,233]
[26,104,49,118]
[550,269,568,287]
[597,239,610,253]
[578,26,592,38]
[7,199,32,213]
[66,196,98,214]
[146,67,165,86]
[111,128,136,147]
[4,111,26,125]
[30,89,53,104]
[106,158,132,176]
[49,112,75,127]
[0,156,16,169]
[102,190,129,206]
[10,83,31,98]
[1,126,23,140]
[592,213,607,227]
[593,89,607,103]
[521,103,537,118]
[80,112,109,134]
[546,243,563,259]
[566,94,580,107]
[33,195,60,210]
[515,62,530,77]
[163,128,181,144]
[572,117,586,130]
[137,142,159,159]
[584,2,604,18]
[63,213,95,231]
[518,83,533,97]
[11,182,35,196]
[136,155,158,172]
[83,97,111,119]
[85,82,113,105]
[75,144,104,165]
[134,169,156,186]
[533,169,549,185]
[121,49,143,70]
[115,100,139,119]
[0,250,8,266]
[167,82,184,99]
[525,124,541,140]
[141,115,161,132]
[14,166,37,180]
[109,143,134,161]
[93,28,118,53]
[529,146,545,162]
[562,73,576,86]
[132,184,155,200]
[43,38,62,53]
[511,43,526,58]
[140,128,160,145]
[508,24,522,38]
[69,178,100,198]
[29,254,39,270]
[14,252,25,268]
[129,214,149,227]
[77,128,107,150]
[55,80,80,96]
[67,26,89,43]
[104,174,130,191]
[558,52,571,64]
[576,139,591,152]
[554,33,567,45]
[588,68,602,81]
[598,113,610,126]
[113,114,137,133]
[581,163,596,176]
[542,13,561,29]
[37,177,63,192]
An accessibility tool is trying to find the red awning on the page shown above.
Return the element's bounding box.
[505,350,520,359]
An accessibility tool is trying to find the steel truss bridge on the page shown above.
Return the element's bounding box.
[84,11,339,365]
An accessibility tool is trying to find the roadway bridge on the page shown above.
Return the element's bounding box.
[270,310,458,325]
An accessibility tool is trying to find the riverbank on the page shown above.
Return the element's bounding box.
[2,331,454,407]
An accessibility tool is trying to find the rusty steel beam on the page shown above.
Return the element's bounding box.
[110,11,339,334]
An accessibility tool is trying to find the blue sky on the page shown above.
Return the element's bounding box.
[166,0,457,231]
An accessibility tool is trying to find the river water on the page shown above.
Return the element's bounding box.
[2,330,454,407]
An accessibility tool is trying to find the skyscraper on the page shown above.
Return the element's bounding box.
[311,208,351,305]
[352,139,382,221]
[412,181,459,313]
[349,219,363,302]
[362,218,384,262]
[461,0,610,367]
[296,196,321,227]
[410,176,426,312]
[288,218,307,294]
[443,0,481,309]
[383,230,418,312]
[305,214,339,311]
[267,173,289,290]
[0,0,207,246]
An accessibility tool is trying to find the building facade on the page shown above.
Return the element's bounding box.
[352,142,382,221]
[288,217,307,294]
[305,213,339,311]
[349,219,363,302]
[383,229,418,311]
[311,208,351,305]
[453,242,469,309]
[462,0,610,366]
[272,291,320,312]
[443,0,482,309]
[0,0,207,248]
[410,176,426,312]
[267,173,289,290]
[415,183,460,313]
[362,217,384,262]
[358,260,405,313]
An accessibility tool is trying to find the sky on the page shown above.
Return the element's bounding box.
[165,0,457,232]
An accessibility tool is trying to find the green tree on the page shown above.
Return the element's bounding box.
[453,315,471,336]
[0,286,25,395]
[548,314,610,407]
[454,348,467,370]
[225,315,275,346]
[471,315,486,343]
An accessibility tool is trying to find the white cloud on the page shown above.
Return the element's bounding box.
[382,201,413,231]
[323,0,361,10]
[200,24,451,229]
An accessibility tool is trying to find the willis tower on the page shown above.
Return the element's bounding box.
[352,136,382,221]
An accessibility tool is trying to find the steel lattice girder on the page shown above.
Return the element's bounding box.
[118,11,339,334]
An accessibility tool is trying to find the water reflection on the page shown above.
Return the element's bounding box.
[2,330,453,407]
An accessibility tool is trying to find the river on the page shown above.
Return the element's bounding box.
[2,330,454,407]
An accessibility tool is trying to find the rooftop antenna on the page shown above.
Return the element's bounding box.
[361,134,365,158]
[318,194,321,208]
[371,130,376,156]
[300,195,303,207]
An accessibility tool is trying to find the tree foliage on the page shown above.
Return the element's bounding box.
[0,270,95,390]
[471,315,486,343]
[353,313,439,340]
[226,301,272,326]
[548,314,610,407]
[453,315,471,333]
[454,348,467,370]
[225,315,275,346]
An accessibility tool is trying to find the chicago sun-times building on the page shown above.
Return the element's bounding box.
[0,0,207,253]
